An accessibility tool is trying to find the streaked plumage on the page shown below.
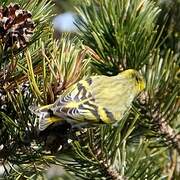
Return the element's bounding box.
[31,69,145,131]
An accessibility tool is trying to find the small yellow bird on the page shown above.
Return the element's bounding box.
[31,69,145,131]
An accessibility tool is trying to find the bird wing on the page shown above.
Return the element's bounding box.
[51,77,116,126]
[88,74,136,121]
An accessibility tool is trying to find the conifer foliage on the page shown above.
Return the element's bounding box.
[0,0,179,179]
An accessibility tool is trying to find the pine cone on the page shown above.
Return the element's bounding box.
[0,3,35,50]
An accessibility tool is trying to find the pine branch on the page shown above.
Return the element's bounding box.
[76,0,180,153]
[138,95,180,154]
[76,0,161,74]
[0,32,91,178]
[90,143,127,180]
[57,114,163,179]
[157,118,180,154]
[138,49,180,154]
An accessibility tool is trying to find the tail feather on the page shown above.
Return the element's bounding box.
[29,105,63,131]
[39,111,52,131]
[39,111,62,131]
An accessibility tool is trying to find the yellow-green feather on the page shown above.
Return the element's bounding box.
[36,69,145,130]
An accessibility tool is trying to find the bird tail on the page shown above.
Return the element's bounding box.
[29,104,63,131]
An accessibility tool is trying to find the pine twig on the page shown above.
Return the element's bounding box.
[101,164,127,180]
[154,117,180,154]
[166,150,177,180]
[90,136,127,180]
[138,92,180,154]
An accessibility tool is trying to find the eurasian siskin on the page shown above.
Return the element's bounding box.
[31,69,145,131]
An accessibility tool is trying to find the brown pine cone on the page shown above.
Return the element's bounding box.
[0,3,35,51]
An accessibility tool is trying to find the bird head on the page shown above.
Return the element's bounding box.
[120,69,145,93]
